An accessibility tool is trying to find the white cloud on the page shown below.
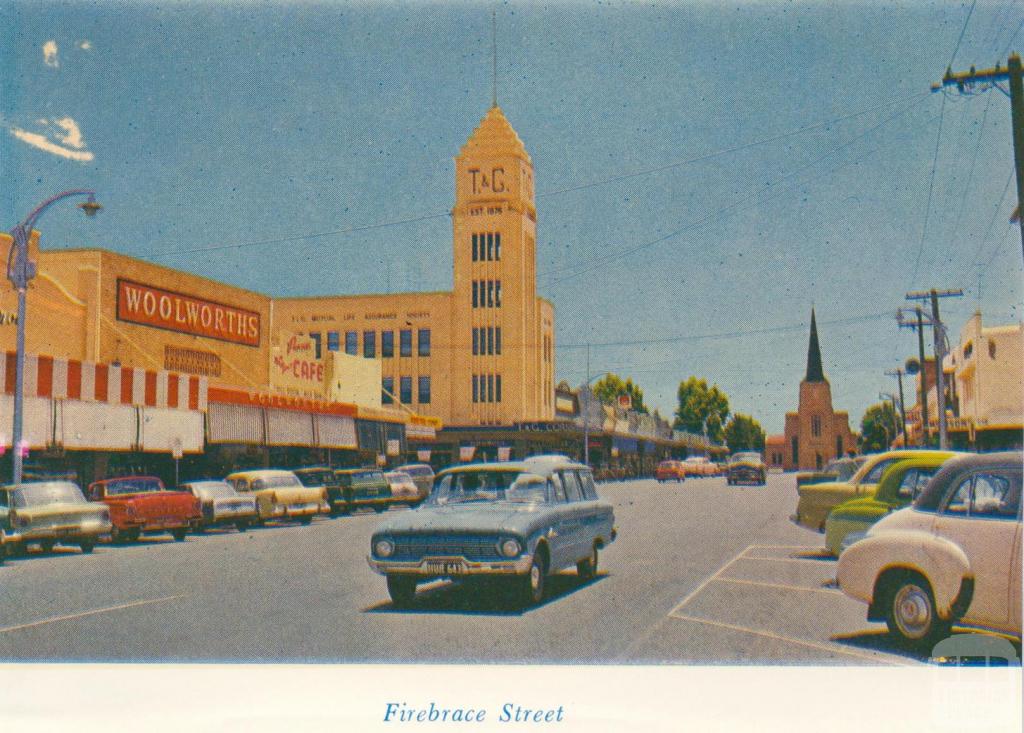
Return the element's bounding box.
[77,40,92,51]
[42,40,59,68]
[9,118,94,162]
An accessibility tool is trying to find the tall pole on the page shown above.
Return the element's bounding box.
[1008,53,1024,262]
[916,307,929,445]
[886,368,909,447]
[583,343,590,467]
[930,291,949,450]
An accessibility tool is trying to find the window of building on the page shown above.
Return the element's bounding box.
[382,377,394,405]
[836,435,843,457]
[496,374,502,402]
[309,332,322,359]
[487,374,494,403]
[418,376,431,404]
[327,331,340,352]
[418,329,431,356]
[398,329,412,357]
[472,375,479,403]
[811,415,821,437]
[791,437,798,465]
[495,233,501,261]
[486,280,494,307]
[472,281,478,308]
[381,331,394,358]
[472,328,480,355]
[486,327,494,355]
[400,376,412,404]
[495,327,502,355]
[486,233,494,261]
[363,331,376,359]
[495,281,501,307]
[472,233,478,262]
[345,331,358,356]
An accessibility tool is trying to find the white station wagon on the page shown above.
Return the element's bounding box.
[837,451,1022,646]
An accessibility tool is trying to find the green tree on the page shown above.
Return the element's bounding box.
[591,373,647,414]
[859,402,900,453]
[674,376,730,443]
[724,414,766,453]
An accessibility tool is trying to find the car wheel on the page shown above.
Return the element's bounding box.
[520,552,547,606]
[40,540,56,553]
[79,540,95,554]
[387,575,417,607]
[298,515,313,525]
[236,521,248,532]
[576,544,598,580]
[884,573,950,646]
[374,506,387,514]
[171,528,188,542]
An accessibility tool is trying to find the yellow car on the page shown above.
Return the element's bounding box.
[790,450,957,533]
[225,470,327,525]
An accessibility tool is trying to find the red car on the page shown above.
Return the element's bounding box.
[87,476,201,543]
[655,460,686,483]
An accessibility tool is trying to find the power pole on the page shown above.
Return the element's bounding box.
[897,307,931,445]
[932,53,1024,264]
[905,289,964,450]
[885,368,909,447]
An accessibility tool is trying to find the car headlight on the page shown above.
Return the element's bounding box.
[500,539,521,558]
[374,539,394,558]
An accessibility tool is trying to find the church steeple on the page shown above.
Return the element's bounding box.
[805,308,826,383]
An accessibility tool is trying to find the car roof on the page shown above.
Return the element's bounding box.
[2,480,81,490]
[395,463,433,471]
[914,451,1022,509]
[293,466,332,474]
[438,455,587,478]
[92,475,161,484]
[225,470,298,480]
[876,455,951,486]
[335,467,382,474]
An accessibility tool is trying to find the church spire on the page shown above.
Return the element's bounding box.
[805,308,826,383]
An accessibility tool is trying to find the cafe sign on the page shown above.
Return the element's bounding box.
[117,279,261,347]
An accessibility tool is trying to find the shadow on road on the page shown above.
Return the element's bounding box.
[831,628,1022,665]
[365,572,608,616]
[790,550,835,562]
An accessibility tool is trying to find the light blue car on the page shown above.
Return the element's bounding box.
[368,455,617,607]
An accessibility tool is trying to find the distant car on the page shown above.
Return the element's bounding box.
[331,468,398,515]
[796,457,866,489]
[179,480,258,532]
[791,450,957,532]
[225,470,326,525]
[726,452,766,486]
[368,455,617,607]
[393,463,435,503]
[837,452,1022,646]
[385,471,420,503]
[87,476,200,543]
[824,456,949,556]
[655,460,686,483]
[0,481,111,558]
[683,456,716,477]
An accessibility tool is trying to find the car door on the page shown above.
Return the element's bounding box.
[934,469,1021,627]
[571,469,605,547]
[545,472,574,570]
[558,471,587,562]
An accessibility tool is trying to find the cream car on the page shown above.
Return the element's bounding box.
[837,452,1022,646]
[225,470,326,525]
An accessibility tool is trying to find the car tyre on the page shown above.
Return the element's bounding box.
[236,521,249,532]
[79,540,95,554]
[40,540,56,553]
[883,573,951,647]
[171,528,188,542]
[387,575,417,607]
[576,544,598,580]
[520,552,547,606]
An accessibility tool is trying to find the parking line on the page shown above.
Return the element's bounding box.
[667,612,914,666]
[712,576,840,595]
[668,545,754,615]
[737,555,834,565]
[0,594,187,635]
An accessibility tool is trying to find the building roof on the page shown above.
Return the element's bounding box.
[805,307,826,383]
[459,105,531,163]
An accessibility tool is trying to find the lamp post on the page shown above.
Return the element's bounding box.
[6,190,101,485]
[580,345,611,467]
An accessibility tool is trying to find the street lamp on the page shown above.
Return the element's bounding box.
[581,363,612,468]
[6,189,101,485]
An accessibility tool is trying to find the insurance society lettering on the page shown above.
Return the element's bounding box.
[117,279,261,347]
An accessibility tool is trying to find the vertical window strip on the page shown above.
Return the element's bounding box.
[472,328,479,355]
[487,374,494,403]
[472,375,478,403]
[472,233,478,262]
[495,281,501,307]
[487,326,494,355]
[487,280,494,307]
[496,327,501,354]
[496,374,502,402]
[487,232,493,260]
[495,233,501,261]
[472,281,478,308]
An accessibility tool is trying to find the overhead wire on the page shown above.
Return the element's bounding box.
[948,0,978,70]
[909,91,948,286]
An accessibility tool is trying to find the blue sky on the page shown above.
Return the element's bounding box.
[1,0,1021,434]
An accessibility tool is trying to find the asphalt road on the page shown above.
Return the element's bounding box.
[1,473,1015,665]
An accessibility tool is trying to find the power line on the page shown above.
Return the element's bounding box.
[909,92,948,286]
[971,168,1015,266]
[998,16,1024,59]
[948,0,978,70]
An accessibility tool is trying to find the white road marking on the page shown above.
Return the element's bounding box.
[712,576,840,595]
[737,555,834,565]
[0,594,187,635]
[667,545,754,615]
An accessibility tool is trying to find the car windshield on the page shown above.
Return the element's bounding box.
[12,482,86,507]
[731,453,761,463]
[431,470,549,505]
[189,482,236,499]
[295,470,334,487]
[252,474,302,490]
[104,478,163,495]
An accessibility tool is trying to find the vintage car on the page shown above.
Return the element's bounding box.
[791,449,956,532]
[837,452,1021,646]
[385,471,420,502]
[393,463,435,503]
[683,456,716,477]
[179,480,258,532]
[824,456,949,556]
[87,476,200,542]
[726,452,766,485]
[368,455,617,607]
[331,468,398,515]
[225,469,326,525]
[655,460,686,482]
[0,481,111,558]
[796,456,866,489]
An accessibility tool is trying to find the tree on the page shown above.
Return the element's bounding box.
[674,376,730,443]
[724,414,766,453]
[591,373,647,414]
[859,402,900,453]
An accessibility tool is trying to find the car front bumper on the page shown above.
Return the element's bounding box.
[367,554,534,577]
[4,522,111,543]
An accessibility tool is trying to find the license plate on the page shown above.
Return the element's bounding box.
[425,560,465,576]
[56,528,76,537]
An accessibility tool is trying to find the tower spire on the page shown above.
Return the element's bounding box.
[805,308,826,383]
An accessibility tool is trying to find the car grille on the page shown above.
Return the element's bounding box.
[391,534,501,562]
[29,513,86,530]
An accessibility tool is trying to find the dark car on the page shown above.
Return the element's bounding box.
[368,455,617,607]
[726,452,766,486]
[331,468,398,515]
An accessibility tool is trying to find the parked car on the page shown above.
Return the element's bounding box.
[796,456,866,489]
[683,456,716,477]
[385,471,420,503]
[791,450,957,532]
[726,452,766,486]
[824,456,949,556]
[655,460,686,483]
[368,455,617,607]
[331,468,397,515]
[224,469,325,525]
[87,476,200,543]
[393,463,435,503]
[179,480,258,532]
[0,481,111,558]
[837,452,1022,646]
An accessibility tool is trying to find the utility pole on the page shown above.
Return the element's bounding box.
[885,368,909,448]
[905,289,964,450]
[897,307,931,445]
[932,53,1024,264]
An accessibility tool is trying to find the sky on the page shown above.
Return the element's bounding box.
[1,0,1021,435]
